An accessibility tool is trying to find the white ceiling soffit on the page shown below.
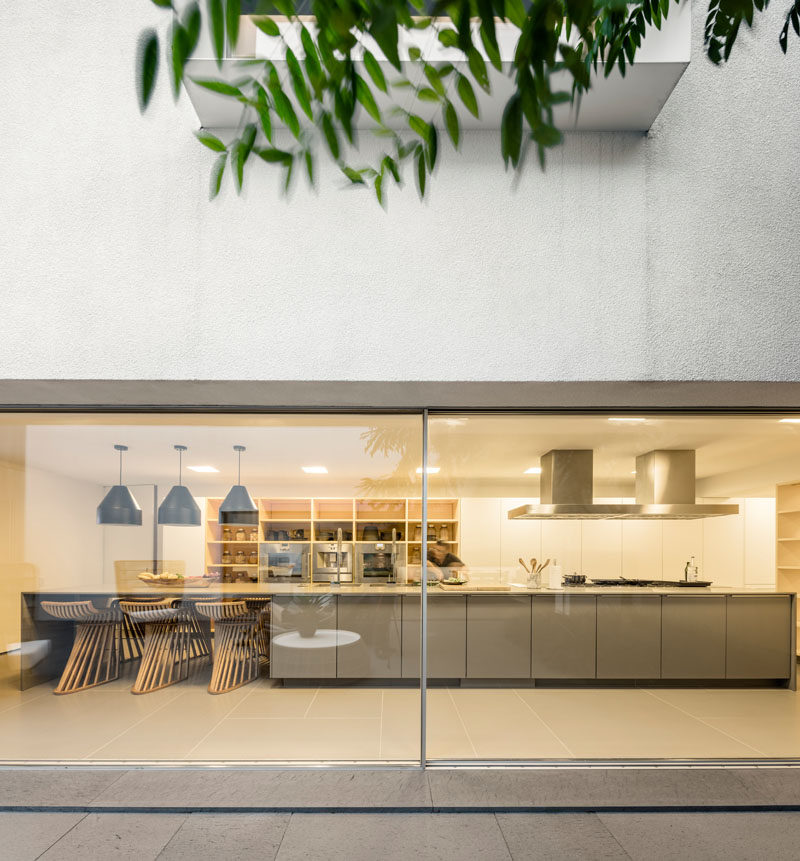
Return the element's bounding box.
[183,6,691,133]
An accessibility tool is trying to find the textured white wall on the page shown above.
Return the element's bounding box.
[0,1,797,382]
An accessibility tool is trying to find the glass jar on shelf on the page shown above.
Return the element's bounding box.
[249,528,259,542]
[235,528,246,542]
[234,550,246,564]
[221,551,232,565]
[223,527,232,541]
[248,551,258,565]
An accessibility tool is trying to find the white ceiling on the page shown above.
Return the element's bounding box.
[4,412,800,498]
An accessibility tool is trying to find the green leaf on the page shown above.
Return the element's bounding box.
[301,26,324,95]
[207,0,225,67]
[505,0,526,28]
[355,75,382,123]
[268,75,300,137]
[369,5,401,70]
[456,74,479,118]
[408,113,428,139]
[251,16,280,37]
[169,21,188,99]
[424,64,446,96]
[382,155,400,183]
[341,166,366,184]
[501,93,522,168]
[477,0,498,57]
[480,23,502,72]
[374,171,384,206]
[284,157,294,193]
[194,129,227,151]
[416,87,440,102]
[136,29,160,113]
[438,29,459,48]
[320,111,340,160]
[231,141,244,193]
[415,146,426,198]
[531,123,562,147]
[241,122,257,158]
[363,50,388,93]
[150,0,173,7]
[304,149,314,186]
[286,48,313,119]
[183,2,201,53]
[192,78,243,96]
[426,122,438,171]
[443,101,460,149]
[209,152,227,199]
[256,146,293,163]
[226,0,240,51]
[467,48,490,92]
[254,82,272,142]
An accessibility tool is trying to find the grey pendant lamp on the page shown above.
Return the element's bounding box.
[158,445,201,526]
[97,444,142,526]
[219,444,258,525]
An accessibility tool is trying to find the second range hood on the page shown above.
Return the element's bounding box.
[508,449,739,520]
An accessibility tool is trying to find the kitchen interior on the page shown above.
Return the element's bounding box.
[2,412,800,762]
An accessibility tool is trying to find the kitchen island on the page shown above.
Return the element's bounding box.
[20,584,797,690]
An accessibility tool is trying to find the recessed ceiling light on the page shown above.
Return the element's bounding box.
[416,467,441,474]
[302,466,328,474]
[523,467,542,475]
[631,470,637,475]
[779,418,800,424]
[187,465,219,473]
[608,417,647,423]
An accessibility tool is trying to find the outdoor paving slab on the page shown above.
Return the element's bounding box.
[496,812,631,859]
[0,768,127,807]
[38,812,186,860]
[158,812,290,859]
[0,811,86,859]
[597,811,800,861]
[732,767,800,805]
[90,768,432,809]
[275,813,511,860]
[426,768,771,809]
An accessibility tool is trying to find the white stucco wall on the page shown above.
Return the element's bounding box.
[0,1,797,382]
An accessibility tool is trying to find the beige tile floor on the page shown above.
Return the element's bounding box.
[2,656,800,761]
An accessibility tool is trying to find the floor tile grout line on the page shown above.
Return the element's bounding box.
[641,689,767,756]
[446,687,478,759]
[33,811,90,860]
[513,689,576,758]
[302,688,320,719]
[154,812,190,860]
[182,693,262,760]
[594,811,635,860]
[273,811,292,861]
[82,689,188,760]
[492,812,516,860]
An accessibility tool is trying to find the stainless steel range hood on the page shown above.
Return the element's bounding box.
[507,449,739,520]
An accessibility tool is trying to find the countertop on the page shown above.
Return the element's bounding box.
[22,583,793,597]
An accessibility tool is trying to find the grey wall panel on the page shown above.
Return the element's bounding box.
[270,595,337,678]
[337,596,402,678]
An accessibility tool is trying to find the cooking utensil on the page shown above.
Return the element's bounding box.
[518,558,530,573]
[530,558,537,575]
[538,559,550,574]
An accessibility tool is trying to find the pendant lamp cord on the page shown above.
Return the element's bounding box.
[237,449,242,485]
[179,447,183,486]
[119,448,123,486]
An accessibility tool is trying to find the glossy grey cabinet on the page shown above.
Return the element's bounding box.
[596,595,661,679]
[532,594,596,679]
[726,595,792,679]
[337,595,402,678]
[402,596,467,679]
[466,595,531,678]
[270,595,337,678]
[661,595,726,679]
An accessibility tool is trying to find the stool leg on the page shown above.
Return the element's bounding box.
[131,620,190,694]
[208,619,260,694]
[54,620,120,695]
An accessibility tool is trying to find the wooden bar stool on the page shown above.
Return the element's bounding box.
[40,601,120,695]
[195,601,262,694]
[109,596,164,663]
[243,597,271,665]
[172,598,212,660]
[119,600,190,694]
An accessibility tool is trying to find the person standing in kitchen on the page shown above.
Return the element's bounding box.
[426,541,469,580]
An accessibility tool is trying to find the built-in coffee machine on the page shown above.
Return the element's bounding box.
[313,534,353,583]
[260,543,310,582]
[356,541,406,584]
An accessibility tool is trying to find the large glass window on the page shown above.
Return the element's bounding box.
[426,413,800,762]
[0,412,422,763]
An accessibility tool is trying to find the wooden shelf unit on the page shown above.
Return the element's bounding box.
[205,497,460,579]
[776,483,800,655]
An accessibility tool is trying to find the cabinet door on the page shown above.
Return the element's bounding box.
[402,596,467,679]
[726,595,792,679]
[596,595,661,679]
[337,596,402,678]
[532,595,596,679]
[661,596,726,679]
[466,596,531,679]
[270,595,337,678]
